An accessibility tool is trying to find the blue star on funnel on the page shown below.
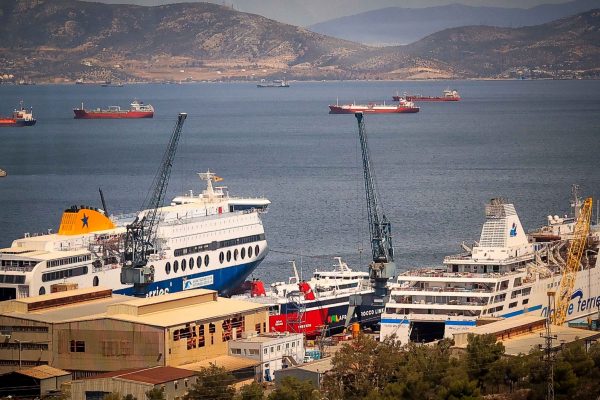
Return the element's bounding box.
[81,213,89,228]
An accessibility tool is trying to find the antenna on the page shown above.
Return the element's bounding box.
[99,188,108,215]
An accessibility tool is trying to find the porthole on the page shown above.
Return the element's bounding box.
[93,276,99,287]
[166,262,171,275]
[197,256,202,268]
[255,245,260,256]
[39,286,46,295]
[204,254,209,267]
[174,260,179,273]
[219,252,224,264]
[181,258,187,271]
[248,246,253,258]
[189,257,194,269]
[241,247,246,259]
[226,250,232,262]
[234,249,238,261]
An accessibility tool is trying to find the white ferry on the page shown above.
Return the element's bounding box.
[0,171,270,300]
[380,195,600,343]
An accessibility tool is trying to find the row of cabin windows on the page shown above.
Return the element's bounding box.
[47,255,91,268]
[0,325,48,333]
[41,266,88,282]
[174,234,265,257]
[0,260,37,267]
[219,245,259,264]
[0,274,26,284]
[166,255,209,275]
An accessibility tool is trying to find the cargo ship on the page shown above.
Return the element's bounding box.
[234,258,383,338]
[329,99,419,114]
[73,100,154,119]
[0,171,271,300]
[0,103,36,127]
[380,192,600,344]
[393,89,460,102]
[257,79,289,88]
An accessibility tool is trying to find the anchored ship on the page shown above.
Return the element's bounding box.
[73,100,154,119]
[380,193,599,344]
[0,171,270,300]
[393,89,460,102]
[235,258,383,338]
[0,102,36,127]
[329,99,419,114]
[257,79,289,88]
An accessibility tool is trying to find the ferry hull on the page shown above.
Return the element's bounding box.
[73,110,154,119]
[0,118,36,127]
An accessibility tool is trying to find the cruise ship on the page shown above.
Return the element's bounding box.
[0,171,270,300]
[380,194,599,344]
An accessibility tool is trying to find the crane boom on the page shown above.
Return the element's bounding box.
[552,197,593,325]
[121,113,187,296]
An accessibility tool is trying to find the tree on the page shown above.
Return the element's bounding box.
[465,334,505,389]
[145,387,165,400]
[103,394,122,400]
[123,395,138,400]
[237,382,264,400]
[268,376,320,400]
[184,364,236,400]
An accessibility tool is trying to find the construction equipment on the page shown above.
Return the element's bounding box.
[345,112,396,329]
[552,196,593,325]
[120,113,187,297]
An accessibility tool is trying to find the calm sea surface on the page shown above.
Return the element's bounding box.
[0,80,599,283]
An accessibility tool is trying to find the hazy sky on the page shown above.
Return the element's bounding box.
[92,0,579,26]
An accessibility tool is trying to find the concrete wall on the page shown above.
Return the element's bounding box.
[275,368,321,389]
[40,374,71,396]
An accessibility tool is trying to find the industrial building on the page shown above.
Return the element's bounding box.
[275,358,333,389]
[0,287,269,377]
[0,365,71,398]
[228,332,304,381]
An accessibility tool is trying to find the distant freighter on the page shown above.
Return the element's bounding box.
[329,99,419,114]
[73,100,154,119]
[393,89,460,102]
[0,102,36,127]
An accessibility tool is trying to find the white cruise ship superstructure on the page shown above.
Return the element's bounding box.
[380,196,599,343]
[0,171,270,300]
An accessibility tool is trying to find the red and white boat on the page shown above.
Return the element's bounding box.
[329,99,419,114]
[0,102,36,127]
[73,100,154,119]
[234,258,383,338]
[393,89,460,102]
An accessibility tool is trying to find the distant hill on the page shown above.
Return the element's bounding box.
[0,0,598,82]
[308,0,600,45]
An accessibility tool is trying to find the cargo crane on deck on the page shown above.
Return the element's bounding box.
[345,112,396,330]
[552,195,593,325]
[120,113,187,297]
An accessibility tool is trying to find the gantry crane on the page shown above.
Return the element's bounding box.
[120,113,187,297]
[345,112,396,329]
[552,196,593,325]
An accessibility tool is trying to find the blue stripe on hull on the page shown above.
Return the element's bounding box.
[114,259,262,297]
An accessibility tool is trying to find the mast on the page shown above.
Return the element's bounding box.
[120,113,187,297]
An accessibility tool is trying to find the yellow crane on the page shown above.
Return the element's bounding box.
[552,197,593,325]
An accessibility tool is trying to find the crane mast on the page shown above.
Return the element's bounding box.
[345,112,396,329]
[552,196,593,325]
[120,113,187,297]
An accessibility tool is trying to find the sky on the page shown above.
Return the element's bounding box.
[91,0,579,26]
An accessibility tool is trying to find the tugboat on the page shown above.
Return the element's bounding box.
[0,102,36,127]
[393,89,460,102]
[73,100,154,119]
[329,98,419,114]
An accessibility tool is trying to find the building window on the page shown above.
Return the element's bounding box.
[264,348,268,355]
[277,345,281,351]
[174,260,179,273]
[231,348,242,355]
[189,257,194,270]
[198,325,205,348]
[70,340,85,352]
[241,247,246,259]
[204,255,210,267]
[166,262,171,275]
[255,323,261,334]
[286,343,289,349]
[181,258,187,272]
[292,342,295,348]
[219,252,224,264]
[227,250,231,262]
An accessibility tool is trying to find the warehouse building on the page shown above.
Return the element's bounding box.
[0,287,269,377]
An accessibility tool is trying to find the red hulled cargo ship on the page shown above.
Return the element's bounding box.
[329,99,419,114]
[234,258,383,338]
[73,100,154,119]
[0,103,36,127]
[393,89,460,102]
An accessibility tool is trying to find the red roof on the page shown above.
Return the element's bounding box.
[86,366,196,385]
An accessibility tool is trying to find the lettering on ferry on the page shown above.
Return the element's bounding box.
[541,289,600,318]
[146,288,170,297]
[183,275,214,291]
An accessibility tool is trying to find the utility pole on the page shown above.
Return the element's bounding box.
[542,291,557,400]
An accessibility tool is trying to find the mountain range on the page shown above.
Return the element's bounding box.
[309,0,600,45]
[0,0,598,82]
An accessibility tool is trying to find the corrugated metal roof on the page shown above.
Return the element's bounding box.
[115,366,196,385]
[18,365,71,380]
[294,358,333,373]
[180,355,261,372]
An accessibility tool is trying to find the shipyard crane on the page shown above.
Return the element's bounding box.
[552,196,593,325]
[345,112,396,329]
[120,113,187,297]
